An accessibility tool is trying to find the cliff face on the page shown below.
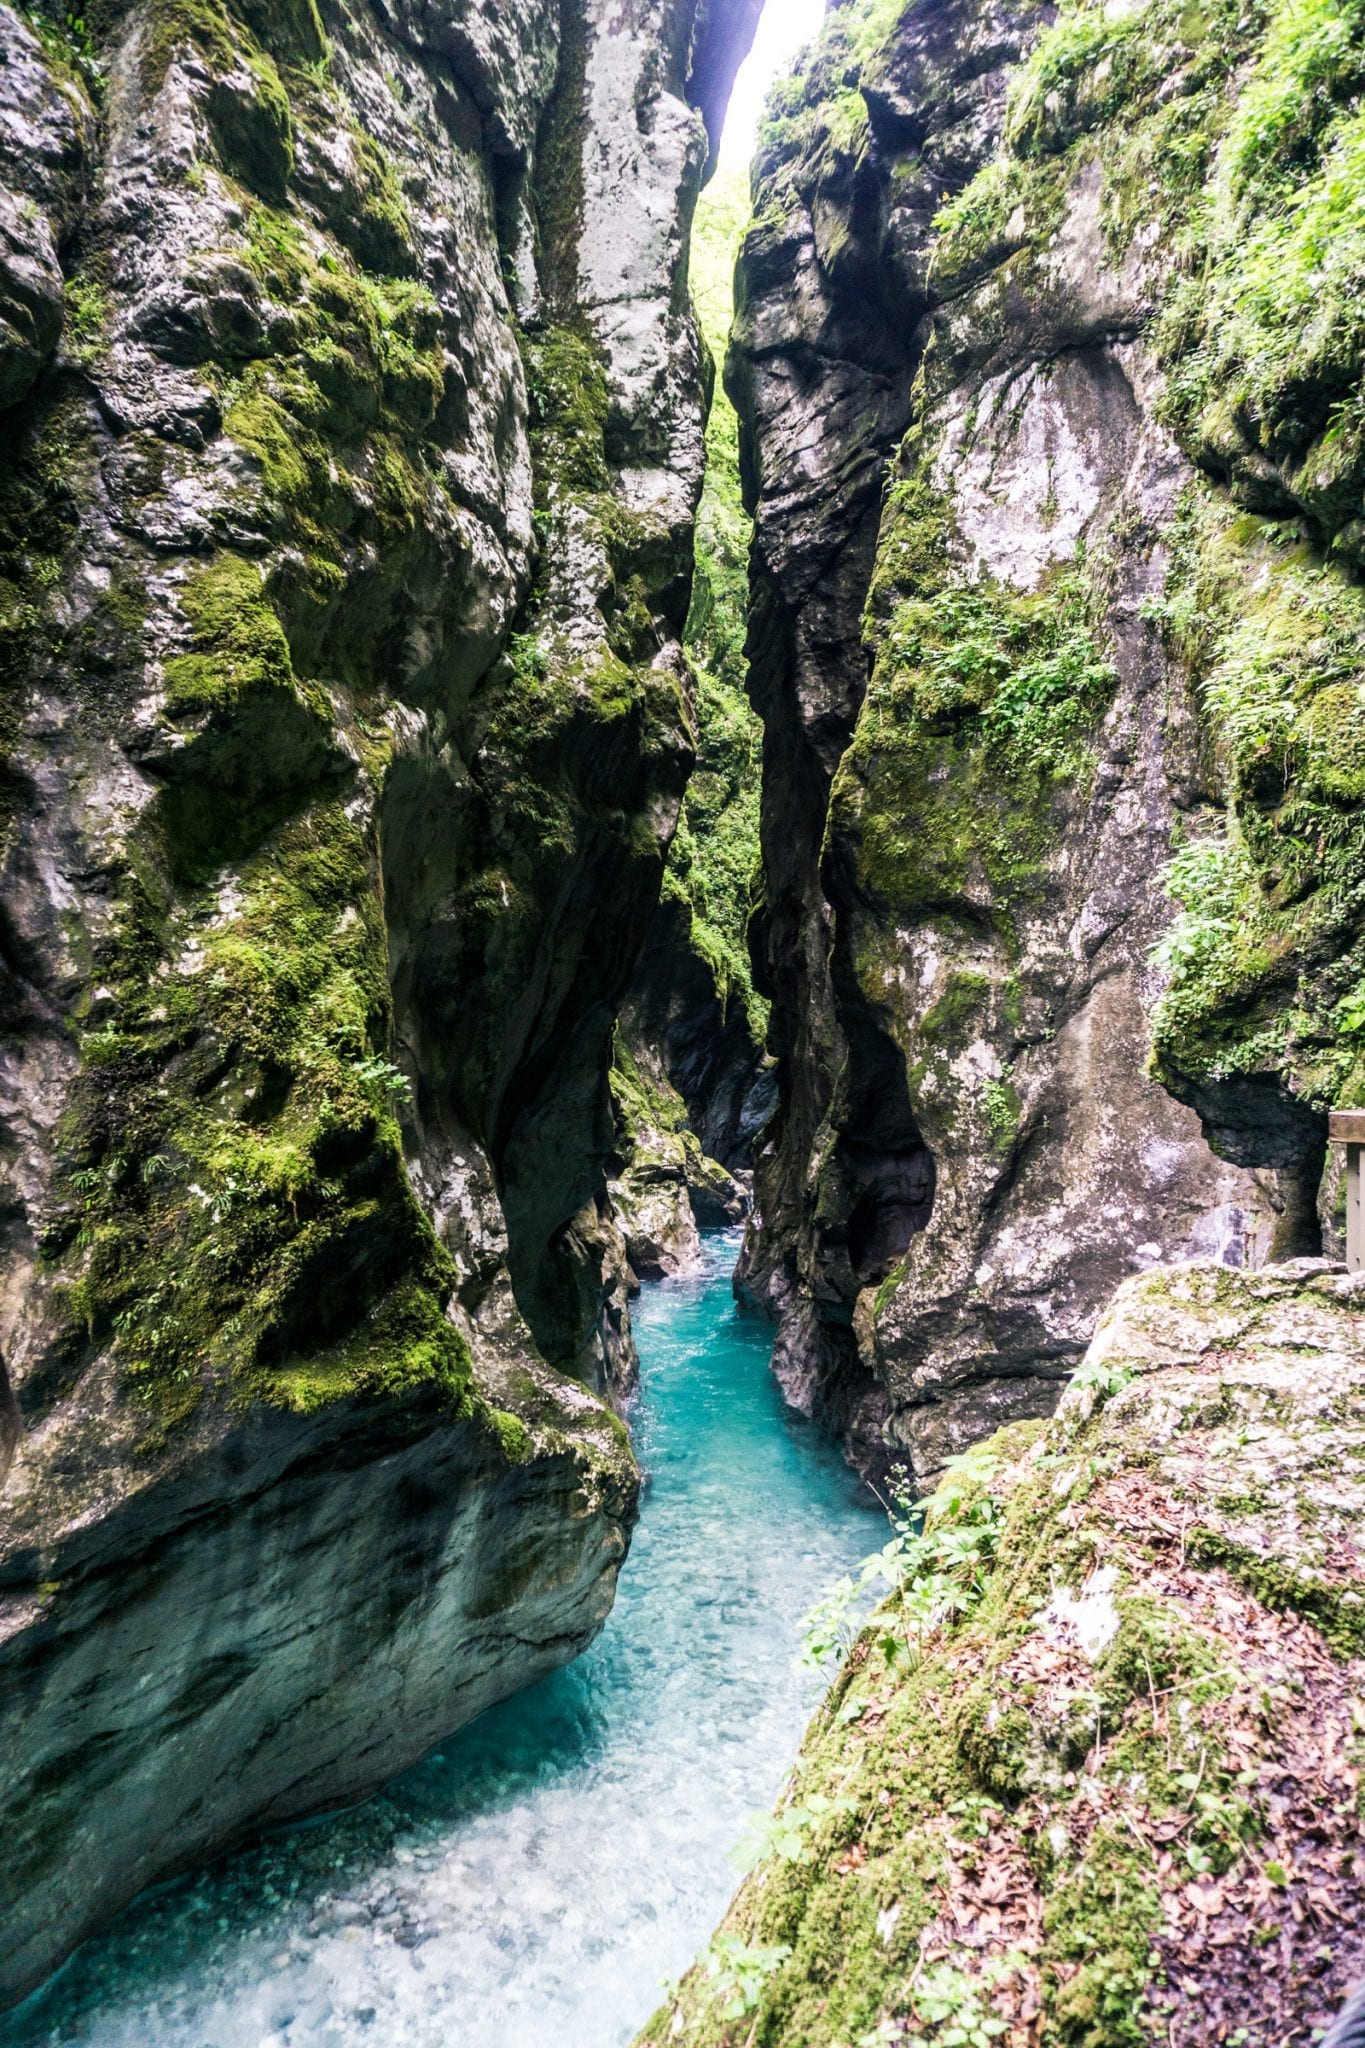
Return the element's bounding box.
[638,1257,1365,2048]
[732,0,1365,1482]
[620,165,775,1187]
[609,167,775,1288]
[0,0,759,2003]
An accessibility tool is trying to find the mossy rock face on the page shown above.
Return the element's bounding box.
[731,0,1365,1480]
[1146,495,1365,1157]
[639,1259,1365,2048]
[0,0,758,2003]
[234,0,326,65]
[620,165,773,1171]
[3,0,537,1445]
[608,1032,749,1285]
[204,60,294,201]
[0,0,721,1434]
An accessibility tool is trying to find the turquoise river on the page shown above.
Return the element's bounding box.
[3,1233,877,2048]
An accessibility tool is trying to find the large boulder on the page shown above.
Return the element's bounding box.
[641,1258,1365,2047]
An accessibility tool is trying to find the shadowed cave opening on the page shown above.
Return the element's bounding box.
[836,1023,936,1287]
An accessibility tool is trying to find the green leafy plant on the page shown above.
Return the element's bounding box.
[18,0,98,67]
[732,1793,860,1873]
[901,1953,1026,2047]
[946,1793,1008,1841]
[354,1055,412,1104]
[1067,1353,1137,1409]
[63,278,108,365]
[702,1935,794,2020]
[982,1074,1021,1153]
[1152,829,1261,981]
[879,570,1117,784]
[803,1459,1004,1673]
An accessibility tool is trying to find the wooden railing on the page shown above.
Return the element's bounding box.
[1329,1111,1365,1273]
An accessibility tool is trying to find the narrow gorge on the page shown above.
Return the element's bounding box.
[1,0,1363,2043]
[0,0,765,2003]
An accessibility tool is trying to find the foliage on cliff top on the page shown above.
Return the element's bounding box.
[636,1261,1365,2048]
[754,0,912,179]
[984,0,1365,559]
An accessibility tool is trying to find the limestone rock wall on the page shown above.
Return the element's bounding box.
[0,0,759,2002]
[618,165,775,1180]
[732,0,1365,1483]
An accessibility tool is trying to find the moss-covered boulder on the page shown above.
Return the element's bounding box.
[637,1259,1365,2048]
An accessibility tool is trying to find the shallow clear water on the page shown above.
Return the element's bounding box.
[5,1233,876,2048]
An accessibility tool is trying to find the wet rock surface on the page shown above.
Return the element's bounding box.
[0,0,759,2003]
[0,1375,636,2009]
[730,0,1363,1485]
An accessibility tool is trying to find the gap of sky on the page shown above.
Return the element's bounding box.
[716,0,828,173]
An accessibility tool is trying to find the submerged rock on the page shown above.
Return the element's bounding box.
[0,0,761,2002]
[640,1258,1365,2048]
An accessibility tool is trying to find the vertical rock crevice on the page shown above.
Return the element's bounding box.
[612,139,775,1275]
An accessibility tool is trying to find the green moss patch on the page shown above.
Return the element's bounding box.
[154,554,351,883]
[834,466,1116,940]
[638,1276,1365,2048]
[40,793,471,1434]
[1148,492,1365,1113]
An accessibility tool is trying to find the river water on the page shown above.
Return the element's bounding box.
[4,1233,876,2048]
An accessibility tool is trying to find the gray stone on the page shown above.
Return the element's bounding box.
[731,0,1291,1486]
[0,0,761,2004]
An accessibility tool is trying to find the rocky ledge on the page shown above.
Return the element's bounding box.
[0,1352,634,2006]
[639,1257,1365,2048]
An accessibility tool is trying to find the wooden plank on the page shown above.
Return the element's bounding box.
[1350,1146,1364,1276]
[1329,1110,1365,1145]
